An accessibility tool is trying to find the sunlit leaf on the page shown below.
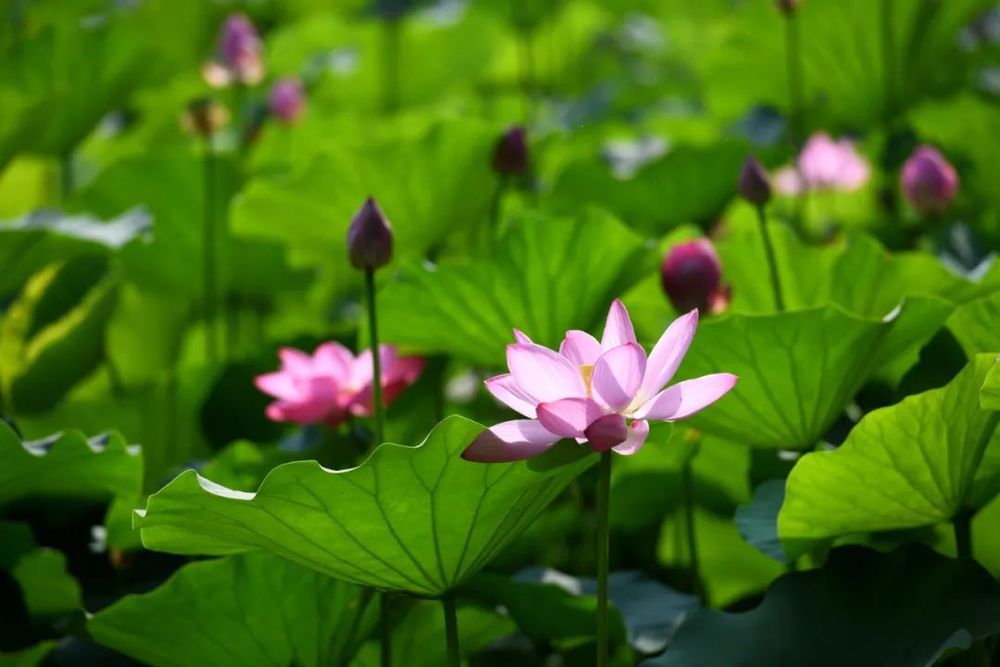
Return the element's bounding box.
[135,416,593,596]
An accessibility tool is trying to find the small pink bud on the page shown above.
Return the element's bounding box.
[492,126,529,176]
[269,78,305,124]
[901,145,959,216]
[661,240,728,314]
[739,156,772,206]
[348,197,394,270]
[205,13,264,87]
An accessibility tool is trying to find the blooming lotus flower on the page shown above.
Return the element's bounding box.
[255,343,423,427]
[774,132,870,195]
[661,240,730,315]
[268,78,305,124]
[462,300,738,462]
[203,13,264,88]
[901,145,959,216]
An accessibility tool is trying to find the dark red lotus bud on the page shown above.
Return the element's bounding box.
[348,197,394,270]
[739,156,772,206]
[775,0,801,15]
[492,126,529,176]
[661,240,728,314]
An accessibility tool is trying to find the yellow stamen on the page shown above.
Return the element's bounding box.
[580,364,594,395]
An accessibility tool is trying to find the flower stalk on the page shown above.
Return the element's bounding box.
[596,449,611,667]
[755,205,785,312]
[202,136,220,363]
[443,593,460,667]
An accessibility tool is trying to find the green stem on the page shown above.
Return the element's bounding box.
[382,16,402,113]
[596,450,611,667]
[345,587,375,647]
[380,591,392,667]
[59,150,74,204]
[784,12,804,146]
[443,593,460,667]
[755,205,785,311]
[880,0,896,125]
[365,268,385,446]
[953,511,972,560]
[202,139,219,364]
[681,457,703,602]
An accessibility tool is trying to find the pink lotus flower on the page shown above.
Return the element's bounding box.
[774,132,870,195]
[901,145,959,216]
[255,343,423,427]
[203,13,264,88]
[462,301,738,462]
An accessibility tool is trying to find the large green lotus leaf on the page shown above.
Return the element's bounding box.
[0,422,141,507]
[135,416,594,597]
[675,302,951,449]
[778,355,1000,544]
[735,480,788,564]
[232,119,497,269]
[88,552,375,667]
[351,599,516,667]
[0,208,149,296]
[700,0,993,127]
[550,143,746,236]
[948,289,1000,359]
[718,223,996,317]
[648,544,1000,667]
[0,642,55,667]
[0,257,118,414]
[379,210,652,365]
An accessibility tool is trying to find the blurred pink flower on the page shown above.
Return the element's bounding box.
[774,132,870,195]
[661,240,730,315]
[269,78,305,124]
[462,300,737,462]
[203,13,264,88]
[901,145,958,216]
[255,343,423,427]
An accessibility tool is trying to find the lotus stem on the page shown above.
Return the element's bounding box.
[953,511,972,560]
[365,268,385,446]
[784,11,804,146]
[755,204,785,311]
[681,455,703,603]
[380,591,392,667]
[443,593,460,667]
[202,138,219,364]
[880,0,896,125]
[59,149,74,205]
[596,449,611,667]
[382,14,402,113]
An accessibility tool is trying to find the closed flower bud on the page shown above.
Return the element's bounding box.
[182,98,230,137]
[775,0,801,15]
[204,13,264,87]
[901,145,959,216]
[492,126,529,176]
[348,197,394,270]
[739,156,772,206]
[269,78,305,124]
[661,240,729,315]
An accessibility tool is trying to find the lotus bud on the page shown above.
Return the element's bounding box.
[182,98,230,137]
[348,197,394,270]
[661,240,728,314]
[268,78,305,124]
[492,126,529,176]
[775,0,801,15]
[739,156,772,206]
[901,145,959,216]
[204,13,264,87]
